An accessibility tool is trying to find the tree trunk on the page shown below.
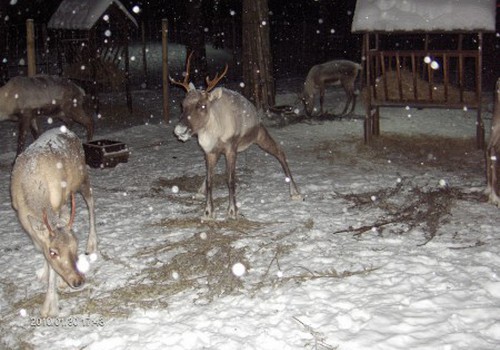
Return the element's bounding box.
[0,1,7,83]
[242,0,275,110]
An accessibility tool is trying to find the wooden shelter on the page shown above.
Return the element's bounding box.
[352,0,496,148]
[48,0,138,111]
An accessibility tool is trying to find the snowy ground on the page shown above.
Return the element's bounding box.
[1,49,500,349]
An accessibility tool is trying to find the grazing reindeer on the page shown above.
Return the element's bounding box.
[302,60,361,117]
[0,75,94,156]
[171,53,302,219]
[11,127,97,317]
[486,78,500,206]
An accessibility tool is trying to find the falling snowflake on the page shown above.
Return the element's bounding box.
[76,254,90,273]
[232,263,246,277]
[430,61,439,70]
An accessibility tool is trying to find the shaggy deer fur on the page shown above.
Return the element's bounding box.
[0,75,94,155]
[302,59,361,117]
[486,78,500,205]
[11,128,97,316]
[172,54,302,219]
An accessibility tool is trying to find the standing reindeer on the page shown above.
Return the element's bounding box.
[11,127,97,317]
[486,78,500,205]
[302,59,361,117]
[0,75,94,156]
[171,53,302,219]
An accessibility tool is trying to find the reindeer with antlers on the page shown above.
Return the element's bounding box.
[11,127,97,316]
[171,53,302,219]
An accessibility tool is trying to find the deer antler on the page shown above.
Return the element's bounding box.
[206,64,228,92]
[169,51,194,91]
[42,209,54,236]
[68,193,76,229]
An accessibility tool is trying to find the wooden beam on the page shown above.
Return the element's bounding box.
[26,19,36,76]
[162,18,169,124]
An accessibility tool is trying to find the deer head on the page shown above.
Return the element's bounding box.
[171,52,228,142]
[28,193,84,289]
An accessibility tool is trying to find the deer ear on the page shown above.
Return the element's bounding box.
[208,88,223,102]
[188,82,196,91]
[27,215,53,242]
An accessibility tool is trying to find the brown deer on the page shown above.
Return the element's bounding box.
[11,127,97,317]
[0,75,94,156]
[486,78,500,205]
[171,53,302,219]
[302,60,361,117]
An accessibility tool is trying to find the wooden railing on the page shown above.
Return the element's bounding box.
[362,32,484,148]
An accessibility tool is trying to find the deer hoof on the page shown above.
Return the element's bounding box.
[201,212,215,222]
[227,211,238,220]
[41,301,59,318]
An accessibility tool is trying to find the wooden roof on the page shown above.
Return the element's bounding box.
[352,0,496,33]
[48,0,138,30]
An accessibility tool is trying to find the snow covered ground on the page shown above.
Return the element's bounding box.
[1,49,500,349]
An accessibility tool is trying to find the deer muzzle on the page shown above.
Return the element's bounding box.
[174,123,192,142]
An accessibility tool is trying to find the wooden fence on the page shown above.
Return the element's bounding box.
[362,32,485,148]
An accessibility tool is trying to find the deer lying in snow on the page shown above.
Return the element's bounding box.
[171,53,302,219]
[486,78,500,206]
[11,127,97,317]
[301,59,361,117]
[0,75,94,156]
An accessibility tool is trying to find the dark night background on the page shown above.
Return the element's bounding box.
[0,0,498,88]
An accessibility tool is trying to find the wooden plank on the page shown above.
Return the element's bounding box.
[427,57,433,101]
[396,52,403,100]
[162,18,169,123]
[411,53,418,100]
[476,32,484,148]
[459,53,464,103]
[26,19,36,76]
[380,51,388,101]
[443,53,449,102]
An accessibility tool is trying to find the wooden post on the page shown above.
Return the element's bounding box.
[26,19,36,76]
[477,32,484,149]
[363,33,372,144]
[162,18,169,124]
[141,20,148,88]
[124,39,132,113]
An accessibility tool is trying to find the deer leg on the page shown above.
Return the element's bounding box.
[37,260,50,283]
[256,126,302,200]
[203,152,221,219]
[349,93,357,114]
[489,148,500,206]
[65,106,94,141]
[79,177,97,254]
[225,147,238,219]
[41,265,59,317]
[196,179,207,199]
[338,82,354,116]
[338,94,352,116]
[486,146,493,194]
[16,113,32,155]
[30,115,41,139]
[319,87,325,115]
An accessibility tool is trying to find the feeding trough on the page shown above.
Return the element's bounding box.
[83,140,129,168]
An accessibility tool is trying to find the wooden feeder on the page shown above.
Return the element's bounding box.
[83,139,129,168]
[48,0,138,112]
[351,0,496,149]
